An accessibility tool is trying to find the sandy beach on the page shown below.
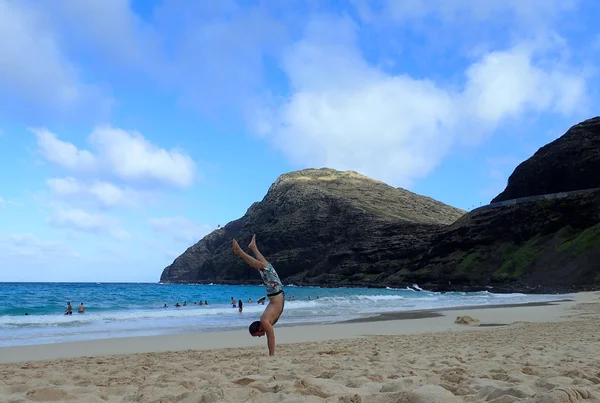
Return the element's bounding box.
[1,292,599,402]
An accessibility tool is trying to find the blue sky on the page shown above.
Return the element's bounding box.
[0,0,598,282]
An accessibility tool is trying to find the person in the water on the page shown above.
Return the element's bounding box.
[65,301,73,315]
[232,234,284,356]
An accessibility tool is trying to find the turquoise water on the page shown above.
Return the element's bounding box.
[0,282,568,347]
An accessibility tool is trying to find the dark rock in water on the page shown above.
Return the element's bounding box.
[492,117,600,203]
[161,118,600,294]
[160,168,465,285]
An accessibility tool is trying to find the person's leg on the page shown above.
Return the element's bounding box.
[233,239,265,269]
[248,234,269,266]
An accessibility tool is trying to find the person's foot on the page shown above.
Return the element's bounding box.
[232,239,242,255]
[248,234,256,250]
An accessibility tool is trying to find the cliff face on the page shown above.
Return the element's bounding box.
[492,117,600,203]
[161,118,600,293]
[160,169,465,285]
[416,190,600,292]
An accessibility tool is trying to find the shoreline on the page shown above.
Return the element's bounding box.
[0,295,584,364]
[3,280,599,295]
[161,280,599,294]
[1,292,599,402]
[339,299,572,323]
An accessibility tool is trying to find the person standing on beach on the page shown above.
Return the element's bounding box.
[232,234,284,356]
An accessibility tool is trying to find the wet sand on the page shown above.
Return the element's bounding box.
[341,299,571,323]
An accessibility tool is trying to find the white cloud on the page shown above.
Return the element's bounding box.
[1,1,285,120]
[254,17,588,187]
[46,177,146,209]
[150,216,213,245]
[0,233,80,261]
[35,126,195,245]
[0,1,111,119]
[34,129,97,171]
[46,177,81,195]
[464,46,587,123]
[88,181,125,207]
[34,127,196,189]
[0,196,5,207]
[89,127,195,188]
[47,208,105,232]
[47,208,129,240]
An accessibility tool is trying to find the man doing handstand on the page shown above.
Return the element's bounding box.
[232,234,284,356]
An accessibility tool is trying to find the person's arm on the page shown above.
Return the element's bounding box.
[261,319,276,356]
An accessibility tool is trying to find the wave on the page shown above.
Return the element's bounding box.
[354,295,406,301]
[385,284,432,293]
[0,288,569,335]
[386,286,415,291]
[0,305,265,327]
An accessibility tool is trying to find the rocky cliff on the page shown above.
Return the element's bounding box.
[160,169,465,285]
[492,117,600,202]
[415,190,600,292]
[161,118,600,293]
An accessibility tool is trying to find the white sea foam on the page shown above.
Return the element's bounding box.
[0,285,570,347]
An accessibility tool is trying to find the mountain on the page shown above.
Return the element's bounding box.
[424,117,600,292]
[160,168,465,286]
[492,117,600,202]
[161,117,600,293]
[415,189,600,292]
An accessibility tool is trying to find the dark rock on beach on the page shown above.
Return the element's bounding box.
[161,117,600,293]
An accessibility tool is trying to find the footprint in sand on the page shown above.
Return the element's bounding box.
[6,384,30,394]
[25,387,69,401]
[536,387,594,402]
[367,385,462,403]
[233,377,256,386]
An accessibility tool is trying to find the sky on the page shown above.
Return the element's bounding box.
[0,0,598,282]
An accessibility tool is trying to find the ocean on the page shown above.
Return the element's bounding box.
[0,282,568,347]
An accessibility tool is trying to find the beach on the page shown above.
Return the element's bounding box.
[1,292,599,402]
